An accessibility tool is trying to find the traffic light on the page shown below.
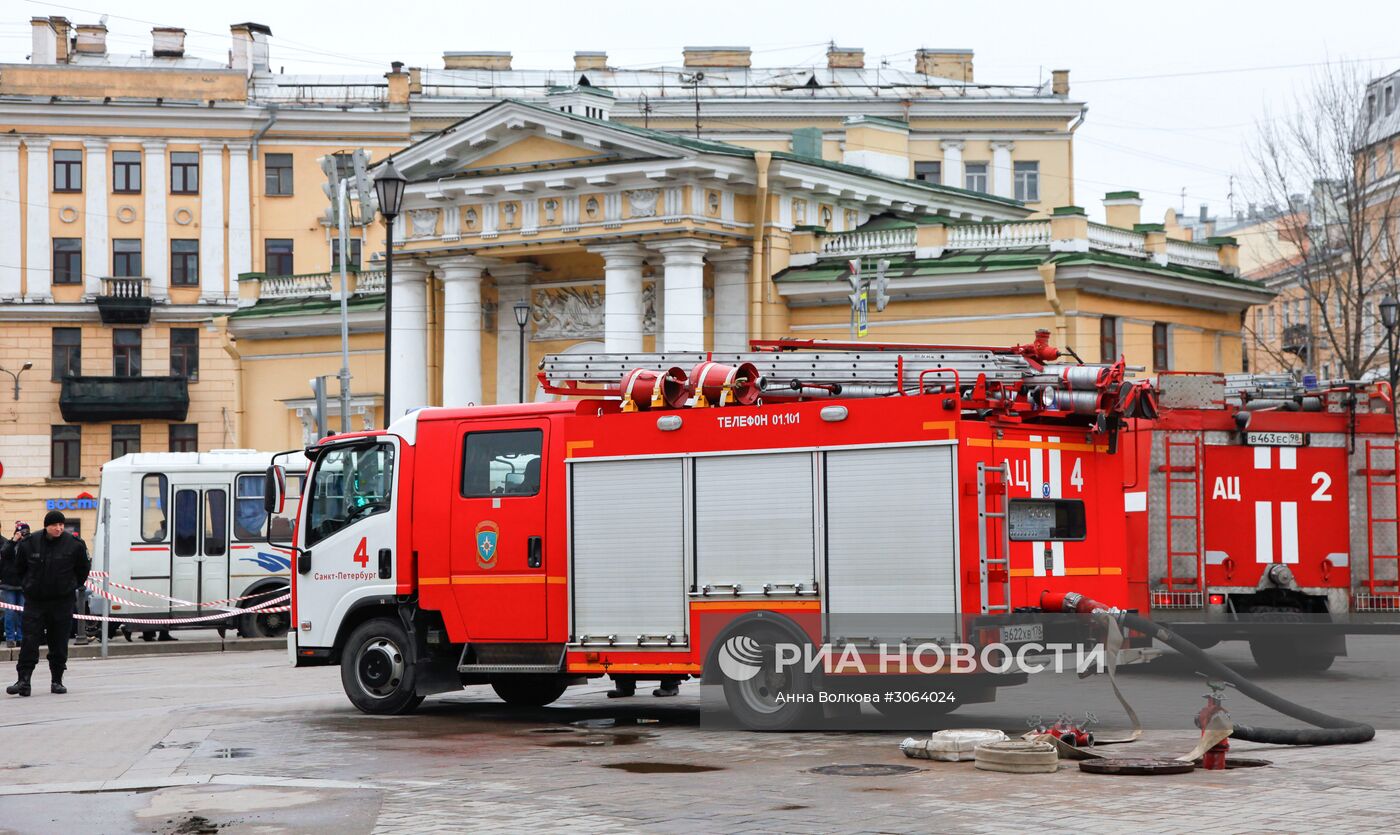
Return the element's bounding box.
[845,258,863,309]
[309,376,329,438]
[351,149,376,225]
[873,258,891,312]
[318,154,340,227]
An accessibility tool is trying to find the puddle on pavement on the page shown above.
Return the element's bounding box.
[206,747,255,759]
[547,732,653,748]
[773,804,809,811]
[809,763,921,777]
[602,762,724,774]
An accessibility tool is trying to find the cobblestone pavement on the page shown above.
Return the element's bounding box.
[2,649,1400,833]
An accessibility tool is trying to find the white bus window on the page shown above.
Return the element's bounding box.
[140,474,168,542]
[235,473,304,541]
[204,489,228,557]
[174,489,198,557]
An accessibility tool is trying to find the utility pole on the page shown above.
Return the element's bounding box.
[680,71,705,139]
[336,179,353,433]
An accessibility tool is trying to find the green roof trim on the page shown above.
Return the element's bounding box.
[229,293,385,320]
[1104,190,1141,201]
[1051,205,1086,216]
[1206,236,1238,246]
[853,214,916,231]
[791,224,827,233]
[1133,223,1165,233]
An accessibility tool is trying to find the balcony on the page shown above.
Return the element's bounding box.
[237,268,385,308]
[59,376,189,423]
[1281,323,1311,357]
[96,277,153,324]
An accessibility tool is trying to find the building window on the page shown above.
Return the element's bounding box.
[53,149,82,192]
[913,161,942,183]
[265,239,294,276]
[111,425,141,459]
[51,425,80,479]
[964,162,989,193]
[171,239,199,286]
[1099,316,1118,362]
[51,327,81,381]
[52,238,82,285]
[1253,309,1263,343]
[171,328,199,381]
[1013,161,1040,202]
[113,150,142,194]
[331,238,362,271]
[169,423,198,453]
[113,328,142,377]
[265,153,293,195]
[170,151,199,194]
[113,239,143,277]
[1153,323,1171,371]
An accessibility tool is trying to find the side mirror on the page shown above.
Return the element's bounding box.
[264,465,287,514]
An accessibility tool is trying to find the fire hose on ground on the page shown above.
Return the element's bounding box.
[1042,591,1375,746]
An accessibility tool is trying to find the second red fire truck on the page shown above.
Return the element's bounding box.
[272,333,1160,728]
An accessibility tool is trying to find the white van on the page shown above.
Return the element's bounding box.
[93,450,305,640]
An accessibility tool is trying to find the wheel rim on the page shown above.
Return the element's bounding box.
[258,611,288,634]
[355,637,405,699]
[734,646,798,716]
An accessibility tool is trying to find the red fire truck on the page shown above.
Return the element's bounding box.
[272,334,1155,728]
[1123,372,1398,672]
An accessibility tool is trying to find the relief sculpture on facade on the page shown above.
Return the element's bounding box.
[531,282,656,339]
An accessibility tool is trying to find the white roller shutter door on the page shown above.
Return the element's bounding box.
[571,458,686,642]
[825,445,957,614]
[694,452,816,593]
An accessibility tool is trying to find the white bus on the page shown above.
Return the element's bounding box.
[92,450,305,641]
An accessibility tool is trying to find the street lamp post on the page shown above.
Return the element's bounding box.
[374,159,407,426]
[1381,294,1399,399]
[514,300,531,403]
[0,361,33,400]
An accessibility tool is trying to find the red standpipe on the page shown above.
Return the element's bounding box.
[1039,590,1115,614]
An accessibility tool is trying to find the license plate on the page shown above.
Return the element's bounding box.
[999,623,1043,644]
[1245,431,1304,447]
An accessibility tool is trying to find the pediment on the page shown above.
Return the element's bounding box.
[389,100,692,182]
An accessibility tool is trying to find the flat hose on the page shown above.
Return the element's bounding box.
[1119,611,1375,746]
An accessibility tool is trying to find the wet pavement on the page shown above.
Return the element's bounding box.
[2,641,1400,833]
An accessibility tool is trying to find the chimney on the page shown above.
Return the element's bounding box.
[409,66,422,94]
[74,22,107,56]
[230,23,272,74]
[1051,69,1070,96]
[914,48,973,82]
[1199,203,1210,223]
[52,17,71,63]
[386,62,409,105]
[152,27,186,58]
[574,51,608,71]
[826,46,864,70]
[443,51,512,70]
[1103,191,1143,230]
[683,46,752,68]
[29,17,57,65]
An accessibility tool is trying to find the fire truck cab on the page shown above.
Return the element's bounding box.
[1125,372,1398,672]
[277,336,1153,728]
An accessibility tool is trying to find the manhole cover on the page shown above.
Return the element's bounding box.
[809,764,921,777]
[1079,757,1195,776]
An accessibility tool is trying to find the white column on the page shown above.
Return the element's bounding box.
[651,239,718,352]
[84,139,109,296]
[143,141,168,299]
[709,247,751,352]
[199,143,225,302]
[389,259,431,416]
[939,140,964,190]
[491,262,540,404]
[24,139,51,299]
[0,138,21,300]
[588,244,648,353]
[430,256,490,408]
[991,140,1015,199]
[226,142,252,282]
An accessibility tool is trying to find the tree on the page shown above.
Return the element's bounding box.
[1247,61,1400,379]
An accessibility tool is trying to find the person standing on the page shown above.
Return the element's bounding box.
[6,511,90,697]
[0,521,29,647]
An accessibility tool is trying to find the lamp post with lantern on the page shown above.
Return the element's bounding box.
[373,159,407,425]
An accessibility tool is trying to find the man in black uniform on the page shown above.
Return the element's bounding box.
[6,510,90,697]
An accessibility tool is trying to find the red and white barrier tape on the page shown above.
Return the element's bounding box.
[0,593,290,625]
[83,578,286,610]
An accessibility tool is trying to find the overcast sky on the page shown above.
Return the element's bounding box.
[5,0,1399,223]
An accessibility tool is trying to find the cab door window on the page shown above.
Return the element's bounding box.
[306,444,394,547]
[461,430,543,497]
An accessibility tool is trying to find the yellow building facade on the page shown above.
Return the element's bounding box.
[2,16,1271,532]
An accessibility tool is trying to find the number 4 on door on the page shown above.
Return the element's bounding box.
[353,537,369,568]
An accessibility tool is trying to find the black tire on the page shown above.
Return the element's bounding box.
[1249,639,1336,674]
[340,617,421,715]
[238,585,291,639]
[718,622,819,731]
[491,675,570,707]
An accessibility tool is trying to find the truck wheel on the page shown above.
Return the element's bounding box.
[1249,639,1336,674]
[491,675,570,707]
[241,608,290,639]
[718,624,818,731]
[340,618,422,715]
